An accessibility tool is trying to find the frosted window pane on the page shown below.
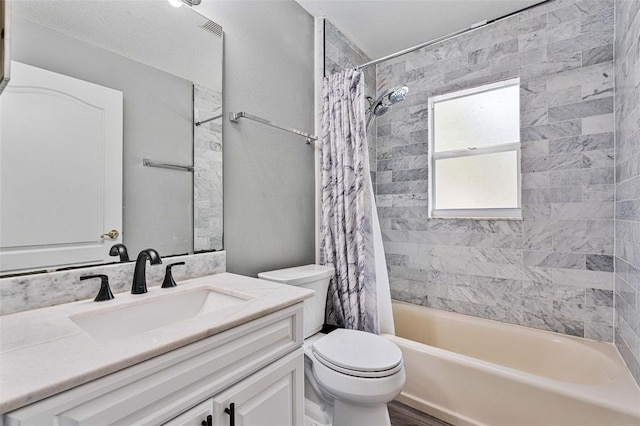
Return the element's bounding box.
[434,85,519,152]
[434,151,518,210]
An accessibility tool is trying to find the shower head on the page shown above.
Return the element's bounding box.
[366,85,409,129]
[367,85,409,117]
[387,85,409,105]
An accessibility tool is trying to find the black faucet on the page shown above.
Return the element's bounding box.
[132,249,162,294]
[109,243,130,262]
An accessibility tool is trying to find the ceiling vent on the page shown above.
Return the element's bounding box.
[201,19,223,38]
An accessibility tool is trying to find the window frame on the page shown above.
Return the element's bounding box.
[428,78,522,219]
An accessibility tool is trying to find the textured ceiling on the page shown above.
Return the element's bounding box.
[295,0,548,60]
[12,0,222,90]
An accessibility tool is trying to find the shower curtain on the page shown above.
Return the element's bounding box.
[321,69,394,335]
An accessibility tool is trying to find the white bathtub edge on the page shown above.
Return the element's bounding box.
[383,333,640,420]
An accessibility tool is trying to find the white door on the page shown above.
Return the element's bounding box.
[212,349,304,426]
[0,61,123,272]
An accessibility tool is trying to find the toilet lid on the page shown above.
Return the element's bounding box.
[312,329,403,377]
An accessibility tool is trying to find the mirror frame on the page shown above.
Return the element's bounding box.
[0,0,9,94]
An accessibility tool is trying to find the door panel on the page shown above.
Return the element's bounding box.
[0,61,122,272]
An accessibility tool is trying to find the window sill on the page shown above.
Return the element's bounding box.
[428,216,523,221]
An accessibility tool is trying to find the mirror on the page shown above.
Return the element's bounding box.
[0,0,223,274]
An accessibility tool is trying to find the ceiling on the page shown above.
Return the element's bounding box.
[13,0,222,90]
[295,0,548,60]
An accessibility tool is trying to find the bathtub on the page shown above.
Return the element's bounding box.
[384,301,640,426]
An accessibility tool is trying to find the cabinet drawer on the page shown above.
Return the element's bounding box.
[162,400,213,426]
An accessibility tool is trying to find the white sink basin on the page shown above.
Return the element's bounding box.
[70,288,252,342]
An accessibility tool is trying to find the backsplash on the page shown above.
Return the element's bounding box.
[374,0,616,341]
[0,251,226,315]
[614,0,640,385]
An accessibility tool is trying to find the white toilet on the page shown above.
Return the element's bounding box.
[258,264,405,426]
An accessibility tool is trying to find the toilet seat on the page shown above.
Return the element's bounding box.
[312,329,403,378]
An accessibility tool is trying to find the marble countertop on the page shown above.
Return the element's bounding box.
[0,273,313,413]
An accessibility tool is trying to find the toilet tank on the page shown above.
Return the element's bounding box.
[258,264,334,338]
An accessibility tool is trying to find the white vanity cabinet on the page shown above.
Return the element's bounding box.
[3,304,304,426]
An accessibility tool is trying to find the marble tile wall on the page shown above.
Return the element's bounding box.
[614,0,640,385]
[324,20,378,185]
[0,251,226,315]
[373,0,616,341]
[194,84,223,252]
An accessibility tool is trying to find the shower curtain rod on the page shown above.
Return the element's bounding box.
[355,0,553,71]
[355,25,479,70]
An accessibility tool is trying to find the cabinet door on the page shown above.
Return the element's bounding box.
[212,349,304,426]
[163,399,213,426]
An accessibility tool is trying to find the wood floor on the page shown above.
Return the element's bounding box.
[388,401,453,426]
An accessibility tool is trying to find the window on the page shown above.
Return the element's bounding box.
[428,78,521,219]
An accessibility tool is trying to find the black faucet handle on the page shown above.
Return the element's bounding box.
[162,262,186,288]
[109,244,130,262]
[80,274,115,302]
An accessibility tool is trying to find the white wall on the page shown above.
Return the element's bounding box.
[196,1,316,277]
